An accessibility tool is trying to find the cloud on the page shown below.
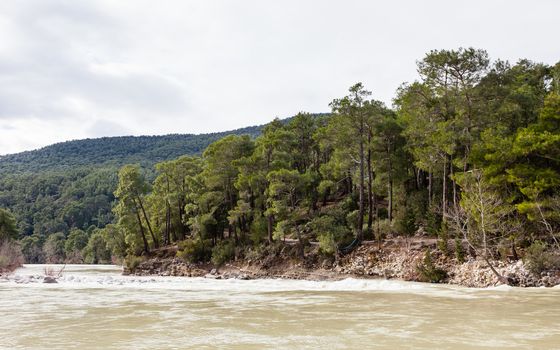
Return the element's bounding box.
[87,119,131,138]
[0,0,559,154]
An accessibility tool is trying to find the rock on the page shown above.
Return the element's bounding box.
[43,276,58,284]
[210,268,217,275]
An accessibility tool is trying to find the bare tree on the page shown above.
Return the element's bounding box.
[535,195,560,251]
[446,170,511,284]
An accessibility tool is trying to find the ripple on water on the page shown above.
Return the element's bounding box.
[2,265,560,349]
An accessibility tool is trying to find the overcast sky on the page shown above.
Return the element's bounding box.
[0,0,558,155]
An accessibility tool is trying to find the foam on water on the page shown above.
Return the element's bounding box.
[2,264,535,300]
[2,264,560,349]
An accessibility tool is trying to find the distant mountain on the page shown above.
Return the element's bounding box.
[0,124,263,174]
[0,122,266,238]
[0,115,331,239]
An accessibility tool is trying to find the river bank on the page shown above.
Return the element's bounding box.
[127,238,560,288]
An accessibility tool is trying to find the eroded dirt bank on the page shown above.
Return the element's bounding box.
[128,238,560,288]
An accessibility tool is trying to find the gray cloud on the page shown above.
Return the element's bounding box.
[0,0,558,154]
[88,119,131,137]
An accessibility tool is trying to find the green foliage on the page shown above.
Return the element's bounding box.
[310,215,350,255]
[455,170,512,258]
[455,237,466,263]
[42,232,66,263]
[249,215,267,245]
[20,234,44,263]
[317,180,335,203]
[211,240,236,266]
[524,241,560,275]
[396,205,417,237]
[375,219,396,240]
[101,224,128,260]
[177,238,212,263]
[507,93,560,232]
[417,250,448,283]
[0,125,264,263]
[1,49,557,270]
[0,208,18,242]
[83,230,112,264]
[64,229,89,262]
[114,164,156,253]
[346,210,360,232]
[0,126,264,175]
[426,206,442,236]
[125,255,145,272]
[437,221,450,256]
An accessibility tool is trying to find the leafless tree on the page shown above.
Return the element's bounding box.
[445,170,511,284]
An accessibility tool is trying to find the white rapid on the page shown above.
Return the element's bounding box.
[1,264,559,349]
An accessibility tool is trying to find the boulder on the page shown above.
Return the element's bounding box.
[43,276,58,284]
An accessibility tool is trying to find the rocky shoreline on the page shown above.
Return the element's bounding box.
[127,239,560,288]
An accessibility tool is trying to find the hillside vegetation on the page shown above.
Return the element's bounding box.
[0,124,267,255]
[1,49,559,285]
[0,125,263,174]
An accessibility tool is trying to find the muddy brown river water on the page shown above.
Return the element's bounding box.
[1,264,559,349]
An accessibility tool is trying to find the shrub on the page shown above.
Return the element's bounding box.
[396,205,417,237]
[0,240,24,273]
[317,180,335,204]
[524,241,560,275]
[437,221,449,256]
[417,250,447,283]
[426,206,442,236]
[20,235,44,263]
[249,215,267,245]
[125,255,145,272]
[374,219,396,240]
[64,229,89,260]
[310,215,350,255]
[454,237,465,263]
[177,238,212,263]
[42,232,66,264]
[83,231,112,264]
[346,210,360,231]
[211,240,236,266]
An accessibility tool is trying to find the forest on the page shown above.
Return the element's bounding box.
[0,124,266,265]
[1,48,559,277]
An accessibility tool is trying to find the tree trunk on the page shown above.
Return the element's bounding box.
[178,201,185,240]
[388,156,393,222]
[165,177,171,245]
[267,214,274,243]
[442,156,448,218]
[428,170,433,207]
[367,144,374,231]
[346,170,353,195]
[511,238,519,260]
[295,226,305,259]
[138,197,159,249]
[483,256,510,285]
[451,161,457,210]
[357,138,365,241]
[133,203,149,253]
[165,203,171,245]
[388,178,393,222]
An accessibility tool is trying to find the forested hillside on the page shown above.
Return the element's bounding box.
[102,48,557,282]
[0,125,263,174]
[1,49,559,283]
[0,123,271,259]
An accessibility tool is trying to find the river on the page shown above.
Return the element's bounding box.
[1,264,559,349]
